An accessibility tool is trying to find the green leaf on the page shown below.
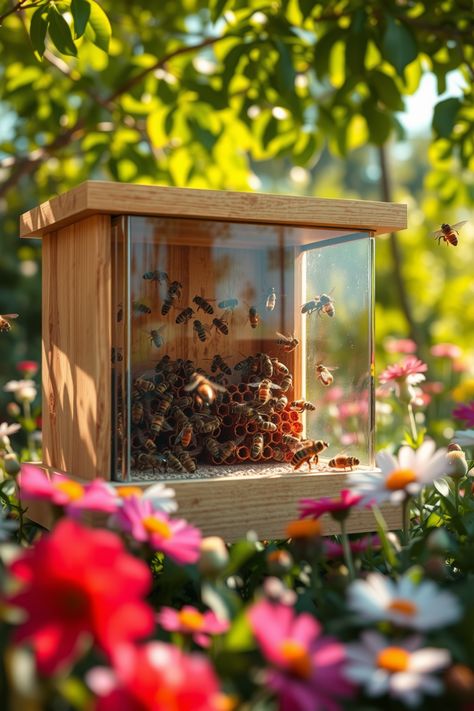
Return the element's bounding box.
[433,98,461,138]
[29,7,48,58]
[372,505,399,569]
[314,29,344,80]
[87,0,111,52]
[382,16,418,75]
[370,71,404,111]
[47,6,78,56]
[209,0,231,23]
[298,0,316,20]
[362,101,393,145]
[71,0,91,39]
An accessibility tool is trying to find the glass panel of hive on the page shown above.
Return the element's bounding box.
[113,216,374,481]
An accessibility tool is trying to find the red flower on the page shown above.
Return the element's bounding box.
[299,489,363,521]
[7,519,154,675]
[453,401,474,428]
[88,642,222,711]
[17,360,39,376]
[379,356,427,384]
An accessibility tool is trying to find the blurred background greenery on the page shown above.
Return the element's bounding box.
[0,0,473,441]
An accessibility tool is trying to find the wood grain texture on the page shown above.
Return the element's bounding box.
[20,180,407,238]
[29,465,401,540]
[42,215,112,480]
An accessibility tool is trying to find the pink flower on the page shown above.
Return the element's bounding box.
[379,356,428,384]
[157,605,229,648]
[17,360,39,376]
[248,600,354,711]
[453,401,474,428]
[324,535,381,559]
[299,489,362,521]
[112,497,201,564]
[384,337,417,354]
[430,343,462,359]
[422,381,444,395]
[7,519,154,675]
[19,464,119,516]
[87,642,222,711]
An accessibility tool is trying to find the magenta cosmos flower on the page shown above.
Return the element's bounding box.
[453,401,474,428]
[379,356,428,384]
[112,497,201,564]
[324,534,381,559]
[248,600,354,711]
[87,641,222,711]
[157,605,229,648]
[19,464,119,516]
[298,489,363,521]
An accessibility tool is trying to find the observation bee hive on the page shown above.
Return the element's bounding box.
[20,182,406,539]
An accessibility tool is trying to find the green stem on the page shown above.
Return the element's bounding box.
[340,518,356,581]
[407,403,417,442]
[402,497,411,546]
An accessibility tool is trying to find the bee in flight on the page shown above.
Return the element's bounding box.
[143,270,169,283]
[276,332,299,352]
[0,314,19,333]
[433,221,467,247]
[315,362,338,387]
[218,298,238,311]
[265,287,277,311]
[184,372,227,404]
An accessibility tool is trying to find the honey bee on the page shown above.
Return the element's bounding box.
[265,287,277,311]
[279,373,293,392]
[272,448,285,462]
[248,306,259,329]
[274,395,288,412]
[316,363,338,387]
[271,358,289,376]
[134,377,155,392]
[258,419,277,433]
[193,295,214,314]
[290,399,316,412]
[249,378,281,403]
[133,302,152,315]
[164,449,186,473]
[276,332,299,352]
[190,414,221,434]
[218,298,238,310]
[149,326,165,349]
[176,449,197,473]
[282,434,301,449]
[434,221,467,247]
[150,392,173,434]
[184,373,226,404]
[211,355,232,375]
[328,455,360,471]
[111,347,123,363]
[193,319,209,342]
[155,373,178,395]
[251,433,264,459]
[234,356,251,371]
[131,401,144,424]
[260,353,273,378]
[155,355,172,373]
[301,292,335,318]
[173,396,193,409]
[161,281,182,315]
[143,437,157,452]
[212,317,229,335]
[205,437,221,458]
[291,440,328,471]
[176,307,194,324]
[0,314,18,333]
[137,452,167,474]
[176,422,194,448]
[219,440,238,461]
[143,270,169,283]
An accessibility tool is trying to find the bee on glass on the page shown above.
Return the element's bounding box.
[193,319,209,342]
[291,440,329,471]
[248,306,259,329]
[0,314,18,333]
[176,307,194,324]
[212,317,229,335]
[210,355,232,375]
[132,302,152,315]
[184,373,227,404]
[433,221,467,247]
[260,353,273,378]
[161,281,182,316]
[249,378,281,403]
[315,362,338,387]
[143,270,169,283]
[328,455,360,471]
[301,292,335,318]
[276,332,299,352]
[265,287,277,311]
[218,298,238,310]
[193,295,214,314]
[290,399,316,412]
[148,326,165,349]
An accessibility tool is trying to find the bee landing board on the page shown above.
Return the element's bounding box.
[20,182,406,539]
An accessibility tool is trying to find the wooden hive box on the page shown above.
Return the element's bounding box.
[20,181,407,540]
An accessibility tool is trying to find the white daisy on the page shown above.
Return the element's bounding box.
[453,429,474,447]
[114,482,177,513]
[3,379,37,403]
[347,438,449,505]
[0,422,21,448]
[345,631,450,707]
[347,570,461,630]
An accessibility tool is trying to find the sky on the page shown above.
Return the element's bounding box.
[398,70,466,134]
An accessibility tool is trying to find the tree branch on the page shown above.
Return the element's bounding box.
[0,0,45,25]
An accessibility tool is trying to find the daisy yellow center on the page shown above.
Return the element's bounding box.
[116,485,143,498]
[385,468,417,491]
[142,516,172,539]
[285,519,322,539]
[53,480,84,500]
[178,609,205,630]
[377,646,410,673]
[388,598,418,617]
[279,639,312,679]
